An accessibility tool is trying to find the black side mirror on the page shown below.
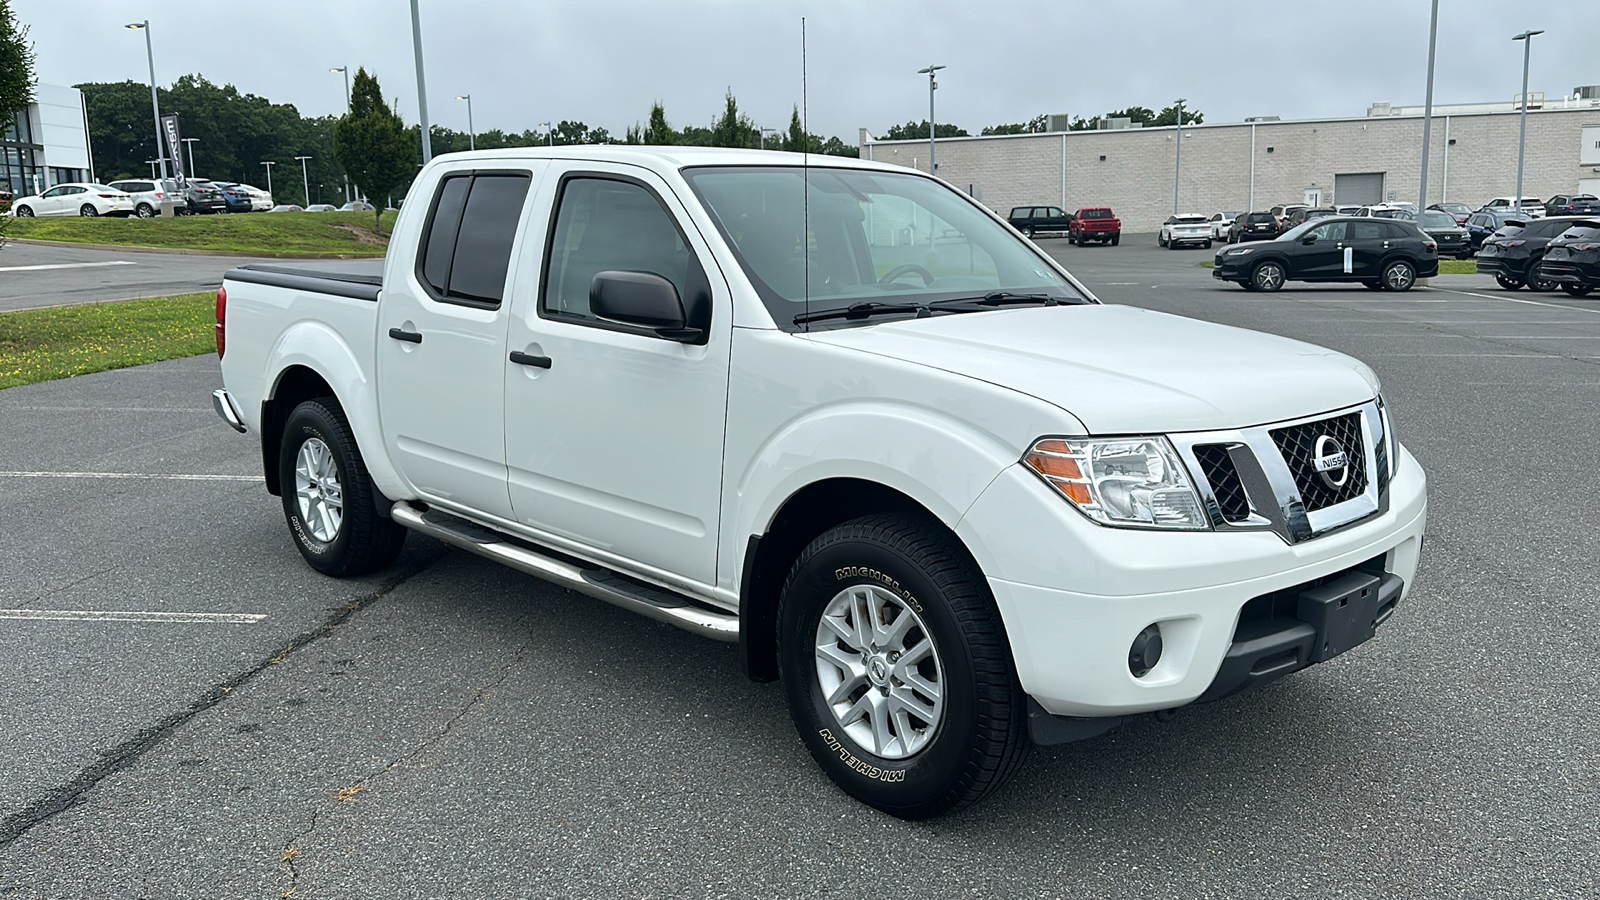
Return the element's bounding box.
[1301,234,1318,244]
[590,271,700,341]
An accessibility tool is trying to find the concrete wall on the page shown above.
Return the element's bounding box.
[863,107,1600,232]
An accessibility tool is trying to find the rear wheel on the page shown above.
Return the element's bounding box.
[1022,225,1034,238]
[79,204,97,217]
[278,399,406,577]
[1110,234,1120,246]
[1381,259,1416,291]
[1251,260,1286,292]
[1527,262,1558,293]
[778,515,1029,819]
[1495,274,1524,291]
[135,203,155,218]
[1562,284,1594,297]
[1204,239,1213,249]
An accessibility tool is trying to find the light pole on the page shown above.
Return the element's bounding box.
[145,159,160,179]
[261,160,275,198]
[125,21,169,182]
[330,66,351,109]
[456,95,474,150]
[1417,0,1440,214]
[296,156,313,207]
[1173,98,1186,214]
[539,121,552,146]
[916,64,945,176]
[1513,29,1543,211]
[759,126,777,150]
[180,137,198,177]
[409,0,433,163]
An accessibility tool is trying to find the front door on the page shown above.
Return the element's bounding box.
[1296,220,1349,279]
[375,162,546,520]
[502,164,731,586]
[36,186,69,215]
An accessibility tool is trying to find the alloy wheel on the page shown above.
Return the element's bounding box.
[813,583,945,760]
[293,437,344,543]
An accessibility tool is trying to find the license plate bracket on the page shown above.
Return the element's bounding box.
[1297,572,1380,663]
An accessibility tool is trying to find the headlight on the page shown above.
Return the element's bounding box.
[1226,247,1256,256]
[1023,437,1209,530]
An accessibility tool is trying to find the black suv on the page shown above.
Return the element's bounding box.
[1415,209,1472,259]
[1475,216,1592,291]
[1544,194,1600,217]
[1539,220,1600,297]
[1006,205,1074,237]
[1227,212,1279,243]
[1213,217,1439,292]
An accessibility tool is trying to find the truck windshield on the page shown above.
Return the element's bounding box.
[682,166,1085,329]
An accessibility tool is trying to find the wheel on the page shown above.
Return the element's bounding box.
[1495,274,1524,291]
[1022,225,1034,238]
[135,203,155,218]
[79,204,98,217]
[279,399,406,577]
[1527,262,1558,293]
[1363,281,1384,290]
[778,515,1029,819]
[1562,284,1594,297]
[1159,233,1168,247]
[1110,234,1120,246]
[1381,259,1416,292]
[14,204,32,217]
[1251,260,1286,292]
[1204,240,1212,249]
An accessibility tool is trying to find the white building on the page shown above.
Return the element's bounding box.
[2,83,93,197]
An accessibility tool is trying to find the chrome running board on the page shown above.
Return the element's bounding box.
[390,501,739,642]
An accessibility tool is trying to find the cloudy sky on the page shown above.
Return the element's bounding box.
[16,0,1600,140]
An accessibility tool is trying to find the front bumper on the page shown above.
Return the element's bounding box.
[956,444,1426,720]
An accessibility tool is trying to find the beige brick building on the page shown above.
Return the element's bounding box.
[860,103,1600,233]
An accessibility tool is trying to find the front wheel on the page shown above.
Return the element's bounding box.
[1159,233,1168,247]
[1562,284,1594,297]
[14,204,33,217]
[279,399,406,577]
[1382,259,1416,291]
[79,204,98,217]
[1252,260,1286,292]
[778,515,1029,819]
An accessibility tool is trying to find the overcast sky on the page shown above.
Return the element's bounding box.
[16,0,1600,140]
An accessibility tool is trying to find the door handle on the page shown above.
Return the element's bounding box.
[387,327,422,344]
[509,350,552,369]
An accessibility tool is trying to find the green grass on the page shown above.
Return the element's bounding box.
[5,210,396,256]
[0,293,216,390]
[1202,258,1480,274]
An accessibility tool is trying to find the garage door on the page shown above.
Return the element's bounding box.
[1335,173,1385,206]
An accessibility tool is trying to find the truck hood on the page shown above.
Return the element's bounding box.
[806,304,1378,434]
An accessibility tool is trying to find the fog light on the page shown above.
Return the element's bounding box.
[1129,624,1164,678]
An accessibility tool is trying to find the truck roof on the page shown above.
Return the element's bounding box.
[423,145,904,176]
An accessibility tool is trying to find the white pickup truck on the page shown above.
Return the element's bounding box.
[213,147,1426,818]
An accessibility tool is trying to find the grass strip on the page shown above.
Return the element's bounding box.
[0,293,215,390]
[5,210,395,256]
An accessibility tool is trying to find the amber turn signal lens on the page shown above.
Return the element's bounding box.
[1024,447,1092,505]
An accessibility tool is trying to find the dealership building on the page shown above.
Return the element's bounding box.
[860,91,1600,232]
[1,83,94,198]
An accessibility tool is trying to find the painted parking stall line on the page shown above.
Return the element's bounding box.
[0,609,265,624]
[0,261,137,273]
[0,471,262,482]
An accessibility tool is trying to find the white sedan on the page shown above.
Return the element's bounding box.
[1208,211,1241,239]
[1160,214,1213,249]
[225,183,274,211]
[10,183,135,217]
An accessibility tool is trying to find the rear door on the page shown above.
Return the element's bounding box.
[1347,219,1395,277]
[1042,207,1071,231]
[375,161,547,520]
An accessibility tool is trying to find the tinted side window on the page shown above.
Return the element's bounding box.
[541,177,704,328]
[1351,221,1388,240]
[419,176,471,298]
[1309,221,1347,241]
[446,174,531,304]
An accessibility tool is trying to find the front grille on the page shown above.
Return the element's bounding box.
[1270,412,1368,512]
[1194,444,1251,523]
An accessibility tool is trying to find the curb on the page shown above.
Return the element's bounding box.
[3,238,384,260]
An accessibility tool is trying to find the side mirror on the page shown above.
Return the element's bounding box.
[590,271,700,341]
[1301,234,1318,244]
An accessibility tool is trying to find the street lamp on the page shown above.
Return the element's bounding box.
[1173,98,1186,214]
[539,121,552,146]
[759,126,777,150]
[456,95,474,150]
[408,0,433,163]
[1417,0,1440,214]
[261,160,275,198]
[180,137,198,178]
[916,64,945,175]
[125,21,169,182]
[330,66,351,110]
[1513,29,1544,212]
[295,156,313,208]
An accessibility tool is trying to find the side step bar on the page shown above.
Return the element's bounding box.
[390,501,739,642]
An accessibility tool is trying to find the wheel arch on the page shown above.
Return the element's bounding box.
[260,364,338,496]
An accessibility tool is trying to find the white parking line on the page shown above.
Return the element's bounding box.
[1424,286,1600,314]
[0,471,261,482]
[0,609,265,624]
[0,261,137,273]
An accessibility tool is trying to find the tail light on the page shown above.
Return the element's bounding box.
[98,193,115,198]
[1570,243,1600,252]
[1422,240,1437,252]
[215,286,227,359]
[1499,240,1526,247]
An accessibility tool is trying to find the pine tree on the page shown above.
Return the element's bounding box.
[0,0,33,121]
[332,68,416,230]
[643,102,673,145]
[711,90,754,148]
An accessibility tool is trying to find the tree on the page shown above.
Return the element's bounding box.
[981,114,1050,136]
[333,68,415,230]
[711,90,756,148]
[881,120,967,141]
[1152,104,1203,127]
[643,102,673,145]
[0,0,33,122]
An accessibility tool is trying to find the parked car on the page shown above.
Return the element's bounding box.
[1415,210,1472,259]
[1428,202,1473,224]
[1353,204,1415,220]
[106,178,183,218]
[1537,219,1600,296]
[1481,196,1545,217]
[339,200,377,213]
[212,146,1426,819]
[305,203,339,212]
[1474,216,1591,291]
[1158,214,1212,249]
[1227,212,1279,243]
[1286,208,1337,228]
[227,183,273,211]
[1334,205,1364,217]
[1068,207,1120,245]
[210,182,256,214]
[1006,206,1074,236]
[1544,194,1600,217]
[1213,216,1439,292]
[1207,211,1241,239]
[181,180,228,214]
[1268,203,1309,230]
[1464,209,1523,252]
[269,204,305,213]
[9,183,135,217]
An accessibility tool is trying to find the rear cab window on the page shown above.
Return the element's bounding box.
[415,170,533,309]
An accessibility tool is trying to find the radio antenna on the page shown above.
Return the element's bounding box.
[801,16,810,332]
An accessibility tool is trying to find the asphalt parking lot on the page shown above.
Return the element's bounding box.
[1,240,1597,898]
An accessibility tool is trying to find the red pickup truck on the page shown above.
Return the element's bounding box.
[1069,208,1121,246]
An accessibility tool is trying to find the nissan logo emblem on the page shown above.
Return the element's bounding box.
[1312,435,1351,489]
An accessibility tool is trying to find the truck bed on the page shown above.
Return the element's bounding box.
[225,262,385,302]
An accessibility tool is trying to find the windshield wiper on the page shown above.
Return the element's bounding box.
[928,291,1068,309]
[793,301,936,325]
